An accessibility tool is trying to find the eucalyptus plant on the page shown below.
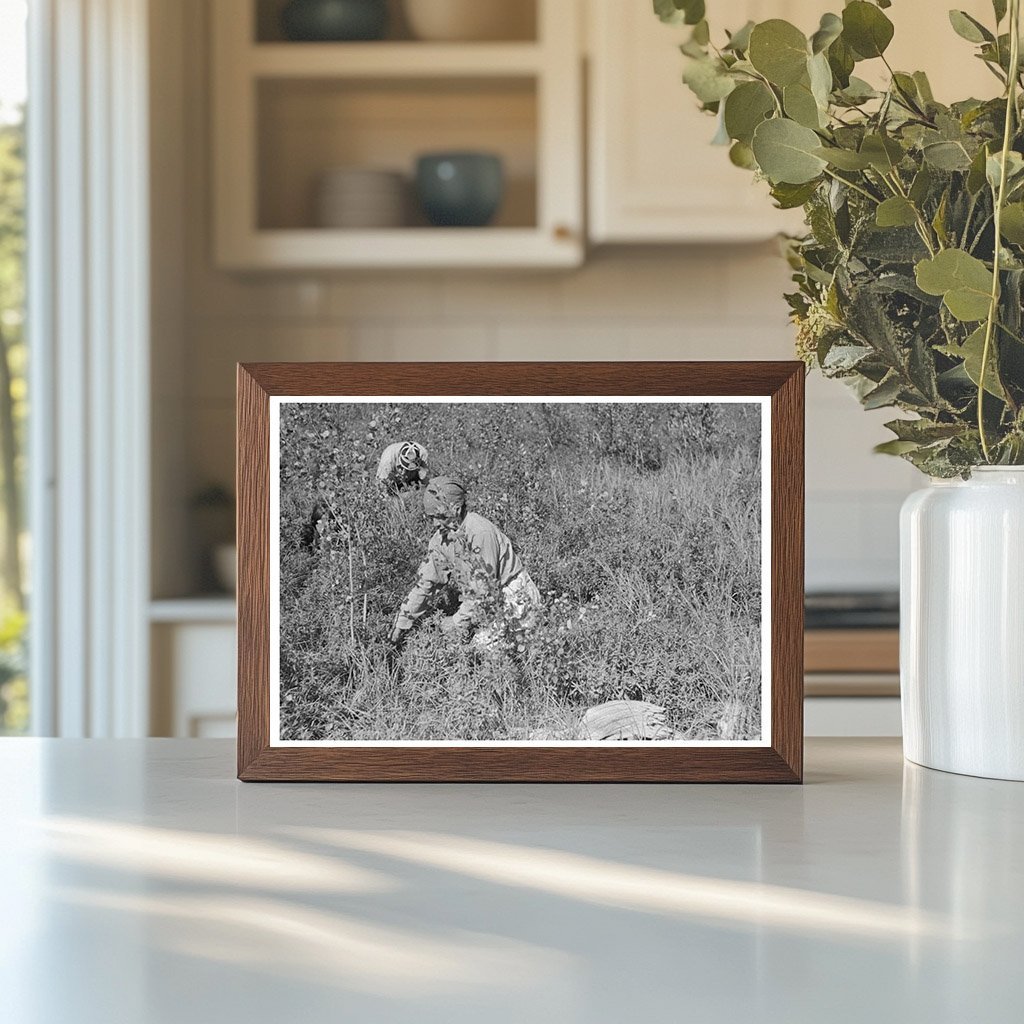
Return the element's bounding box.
[657,0,1024,475]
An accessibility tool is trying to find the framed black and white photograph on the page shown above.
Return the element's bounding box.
[237,362,804,782]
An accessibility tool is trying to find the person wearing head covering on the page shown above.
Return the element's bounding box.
[390,476,541,648]
[376,441,429,494]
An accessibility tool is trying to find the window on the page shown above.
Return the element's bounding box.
[0,0,28,734]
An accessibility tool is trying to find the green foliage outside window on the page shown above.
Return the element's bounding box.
[0,110,27,733]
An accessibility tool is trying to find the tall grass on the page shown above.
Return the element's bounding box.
[278,402,762,741]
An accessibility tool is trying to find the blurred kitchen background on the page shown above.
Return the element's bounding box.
[1,0,997,739]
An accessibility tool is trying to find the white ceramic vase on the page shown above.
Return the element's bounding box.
[900,467,1024,780]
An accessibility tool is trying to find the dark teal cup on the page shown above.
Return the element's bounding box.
[280,0,388,41]
[415,152,505,227]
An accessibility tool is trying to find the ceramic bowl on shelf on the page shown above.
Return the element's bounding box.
[280,0,388,42]
[414,152,504,227]
[315,167,408,229]
[402,0,534,42]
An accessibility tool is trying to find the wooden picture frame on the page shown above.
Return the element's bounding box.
[237,362,804,782]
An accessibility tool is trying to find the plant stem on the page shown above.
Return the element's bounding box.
[997,318,1024,345]
[979,0,1021,462]
[822,167,880,205]
[884,170,938,255]
[750,69,783,117]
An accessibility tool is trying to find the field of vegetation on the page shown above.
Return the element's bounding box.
[278,401,763,742]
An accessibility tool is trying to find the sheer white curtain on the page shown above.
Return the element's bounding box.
[29,0,150,736]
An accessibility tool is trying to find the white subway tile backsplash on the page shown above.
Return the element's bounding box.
[625,323,795,361]
[441,272,562,321]
[390,324,495,361]
[558,251,725,320]
[720,243,793,322]
[187,271,327,322]
[805,375,921,494]
[326,275,445,320]
[352,323,496,362]
[187,324,353,400]
[493,323,628,361]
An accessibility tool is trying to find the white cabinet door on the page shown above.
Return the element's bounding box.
[151,620,236,738]
[587,0,997,244]
[587,0,811,242]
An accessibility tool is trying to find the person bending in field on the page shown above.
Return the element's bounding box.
[376,441,429,494]
[390,477,541,650]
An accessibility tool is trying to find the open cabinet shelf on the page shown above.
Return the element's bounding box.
[212,0,582,269]
[249,42,546,77]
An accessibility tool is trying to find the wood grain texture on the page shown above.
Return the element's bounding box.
[237,365,270,777]
[236,361,805,783]
[770,365,804,782]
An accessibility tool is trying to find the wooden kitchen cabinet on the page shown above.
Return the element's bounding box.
[211,0,583,269]
[150,601,237,738]
[586,0,998,244]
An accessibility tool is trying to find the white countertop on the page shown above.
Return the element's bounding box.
[1,738,1020,1023]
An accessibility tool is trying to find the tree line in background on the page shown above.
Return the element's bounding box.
[0,108,27,733]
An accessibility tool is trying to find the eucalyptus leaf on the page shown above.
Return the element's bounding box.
[967,144,992,194]
[724,81,775,144]
[862,375,903,409]
[711,107,731,145]
[884,418,964,443]
[913,71,935,104]
[874,439,922,455]
[948,10,994,44]
[729,140,757,169]
[932,190,950,247]
[827,35,856,89]
[986,150,1024,191]
[939,326,1006,398]
[1000,203,1024,244]
[683,57,736,104]
[725,58,756,75]
[814,146,872,170]
[653,0,705,26]
[752,118,828,184]
[922,140,973,171]
[836,76,879,104]
[784,80,825,129]
[860,133,904,173]
[810,13,843,54]
[876,197,918,228]
[653,0,682,24]
[915,249,994,322]
[842,1,895,59]
[724,20,755,53]
[944,287,993,325]
[808,52,833,109]
[684,1,706,27]
[770,180,820,209]
[909,165,934,205]
[748,20,809,86]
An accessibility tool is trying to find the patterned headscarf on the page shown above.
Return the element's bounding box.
[423,477,467,518]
